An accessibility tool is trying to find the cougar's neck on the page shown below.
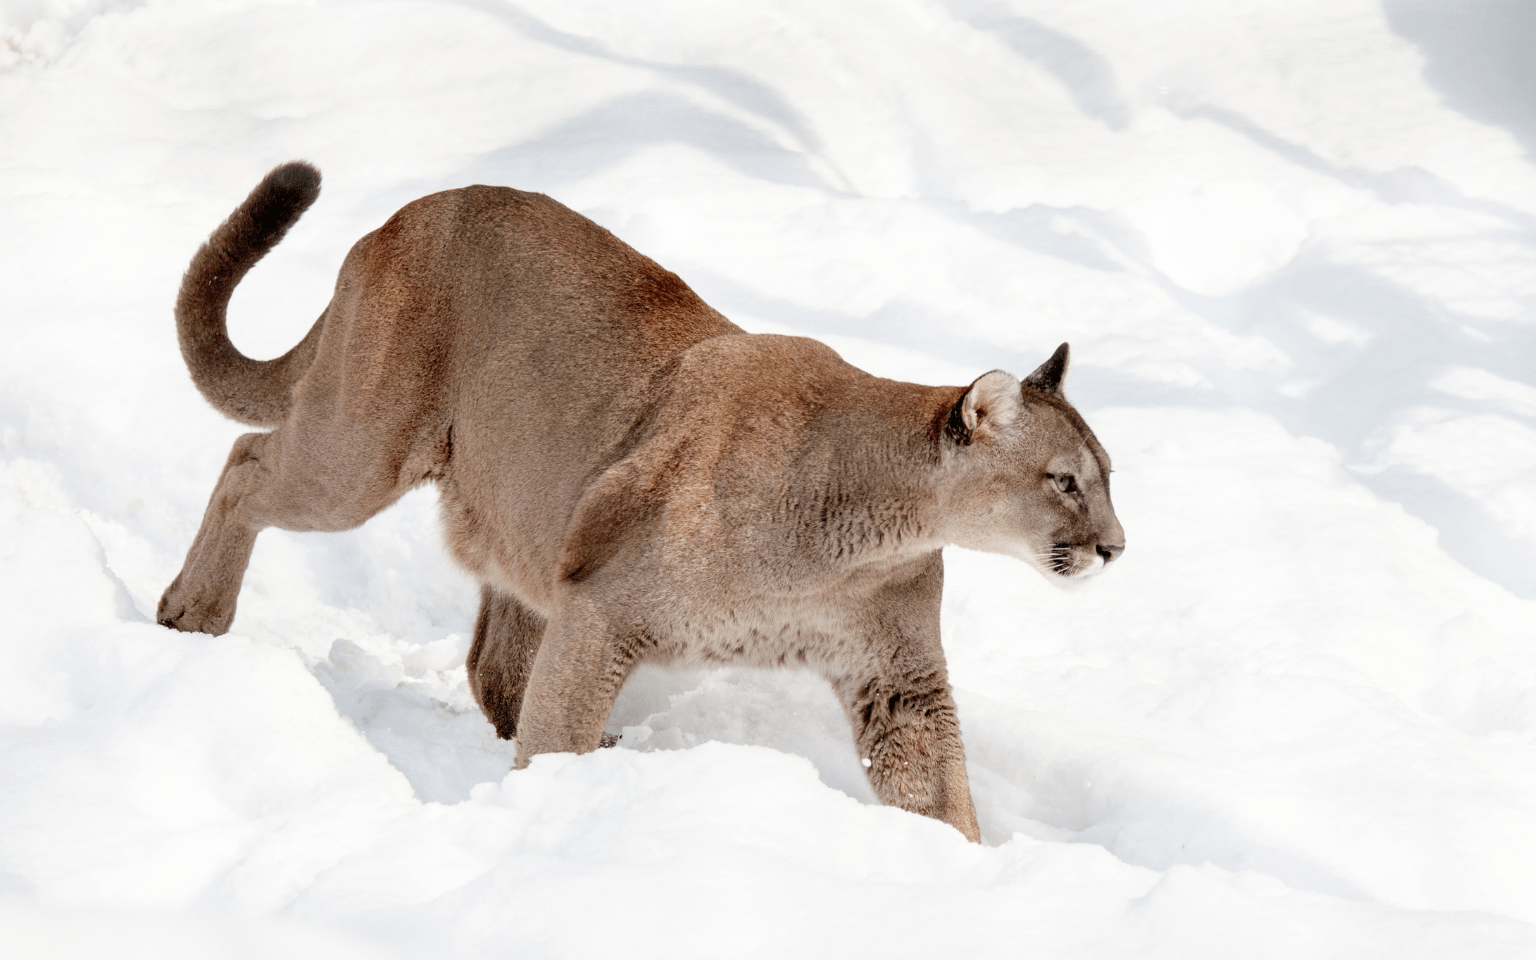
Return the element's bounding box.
[796,381,965,568]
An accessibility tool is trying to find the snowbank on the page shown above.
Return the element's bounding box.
[2,1,1534,956]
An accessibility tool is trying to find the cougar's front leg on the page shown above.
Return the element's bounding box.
[512,595,639,768]
[828,552,981,842]
[466,585,546,740]
[831,665,980,842]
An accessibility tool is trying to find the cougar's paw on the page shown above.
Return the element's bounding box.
[599,732,620,749]
[156,581,235,636]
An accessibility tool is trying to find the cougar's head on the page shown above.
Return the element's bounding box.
[941,343,1125,581]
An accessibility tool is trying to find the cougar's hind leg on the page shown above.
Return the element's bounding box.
[466,584,546,740]
[158,431,273,635]
[158,417,418,635]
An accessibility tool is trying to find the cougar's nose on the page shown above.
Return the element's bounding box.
[1096,543,1124,563]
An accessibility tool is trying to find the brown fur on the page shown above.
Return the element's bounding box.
[159,162,1126,842]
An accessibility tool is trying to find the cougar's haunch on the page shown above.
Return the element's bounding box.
[159,162,1127,842]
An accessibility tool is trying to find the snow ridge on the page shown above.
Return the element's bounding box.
[2,1,1534,957]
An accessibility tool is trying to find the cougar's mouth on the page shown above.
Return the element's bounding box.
[1048,542,1105,579]
[1047,542,1075,576]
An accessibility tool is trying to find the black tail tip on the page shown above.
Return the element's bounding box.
[257,160,322,207]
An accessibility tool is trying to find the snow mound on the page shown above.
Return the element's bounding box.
[3,1,1534,956]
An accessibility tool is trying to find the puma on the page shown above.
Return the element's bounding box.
[159,162,1125,842]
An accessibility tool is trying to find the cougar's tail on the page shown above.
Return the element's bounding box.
[175,161,325,428]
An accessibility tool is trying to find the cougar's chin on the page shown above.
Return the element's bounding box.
[1075,553,1108,577]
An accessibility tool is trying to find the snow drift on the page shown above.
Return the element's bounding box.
[2,1,1534,956]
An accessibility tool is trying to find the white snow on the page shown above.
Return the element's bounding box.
[3,0,1535,956]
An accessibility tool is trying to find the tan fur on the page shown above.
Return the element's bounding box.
[159,162,1126,842]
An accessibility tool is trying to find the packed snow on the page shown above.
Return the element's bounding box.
[3,0,1535,956]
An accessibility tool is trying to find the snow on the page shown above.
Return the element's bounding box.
[2,0,1535,956]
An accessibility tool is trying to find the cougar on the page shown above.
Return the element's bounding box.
[158,162,1125,842]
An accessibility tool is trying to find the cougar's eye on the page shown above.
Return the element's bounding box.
[1053,474,1077,494]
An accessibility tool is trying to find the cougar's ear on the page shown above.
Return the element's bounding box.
[1022,342,1069,397]
[945,370,1022,445]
